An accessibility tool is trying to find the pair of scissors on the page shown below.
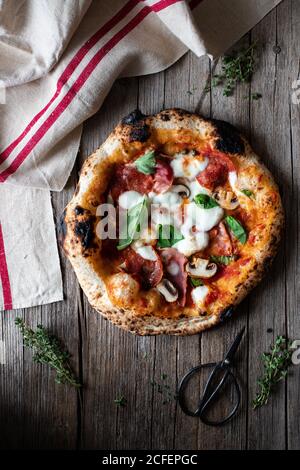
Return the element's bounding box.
[177,327,245,426]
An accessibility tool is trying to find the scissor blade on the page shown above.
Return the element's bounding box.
[223,327,245,364]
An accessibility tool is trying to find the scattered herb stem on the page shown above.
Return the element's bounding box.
[253,336,293,409]
[151,374,176,404]
[206,42,259,97]
[15,318,81,388]
[114,396,127,407]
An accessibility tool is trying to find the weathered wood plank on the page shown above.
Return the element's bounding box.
[247,8,287,450]
[0,309,25,449]
[282,0,300,451]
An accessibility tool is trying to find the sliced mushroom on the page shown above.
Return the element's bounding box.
[172,184,191,198]
[213,188,239,210]
[156,279,178,302]
[186,258,217,278]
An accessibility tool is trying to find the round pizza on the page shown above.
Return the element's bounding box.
[60,109,284,335]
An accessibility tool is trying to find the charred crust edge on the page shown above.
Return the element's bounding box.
[120,109,150,143]
[74,217,96,250]
[58,208,67,248]
[129,124,150,143]
[211,119,245,155]
[73,205,97,250]
[74,205,85,216]
[121,109,146,125]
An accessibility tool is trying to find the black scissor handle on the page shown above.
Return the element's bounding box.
[177,362,241,426]
[177,363,216,417]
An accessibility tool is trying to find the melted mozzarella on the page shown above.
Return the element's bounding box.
[151,205,173,226]
[183,202,224,232]
[150,189,183,227]
[191,285,209,305]
[119,190,144,210]
[167,261,180,276]
[140,227,157,244]
[187,180,209,201]
[149,190,182,207]
[170,152,208,180]
[173,232,209,257]
[228,171,238,190]
[133,245,157,261]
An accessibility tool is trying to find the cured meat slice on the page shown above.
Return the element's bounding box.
[121,247,163,289]
[209,222,233,256]
[110,157,173,200]
[160,248,188,307]
[197,154,235,190]
[110,164,153,200]
[153,158,174,193]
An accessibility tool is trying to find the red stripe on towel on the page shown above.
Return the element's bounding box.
[0,223,12,310]
[0,0,140,163]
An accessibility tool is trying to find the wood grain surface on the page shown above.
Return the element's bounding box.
[0,0,299,450]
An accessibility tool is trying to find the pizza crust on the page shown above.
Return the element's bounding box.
[60,109,284,335]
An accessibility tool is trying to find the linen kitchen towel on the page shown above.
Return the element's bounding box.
[0,0,281,310]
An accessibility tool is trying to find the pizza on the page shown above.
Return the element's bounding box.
[60,109,284,335]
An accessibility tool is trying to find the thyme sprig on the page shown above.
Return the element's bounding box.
[151,374,176,404]
[253,336,293,409]
[206,42,259,97]
[114,396,127,407]
[15,318,81,388]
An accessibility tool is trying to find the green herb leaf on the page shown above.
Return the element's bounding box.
[117,197,147,250]
[135,150,156,175]
[225,215,247,244]
[114,396,127,407]
[190,277,204,287]
[208,42,258,97]
[151,378,177,404]
[157,224,183,248]
[251,92,262,100]
[210,255,236,266]
[241,189,255,199]
[15,318,81,388]
[194,193,219,209]
[253,336,294,409]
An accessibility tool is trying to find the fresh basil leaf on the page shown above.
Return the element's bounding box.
[157,224,184,248]
[241,189,255,199]
[210,255,236,266]
[194,193,219,209]
[225,215,247,244]
[135,150,156,175]
[117,197,147,250]
[190,277,203,288]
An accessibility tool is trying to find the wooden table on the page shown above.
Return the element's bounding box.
[1,0,299,450]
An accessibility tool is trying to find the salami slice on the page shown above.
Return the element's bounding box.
[121,247,163,289]
[160,248,187,307]
[209,222,233,256]
[110,164,153,200]
[153,158,174,193]
[197,154,235,190]
[110,157,173,200]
